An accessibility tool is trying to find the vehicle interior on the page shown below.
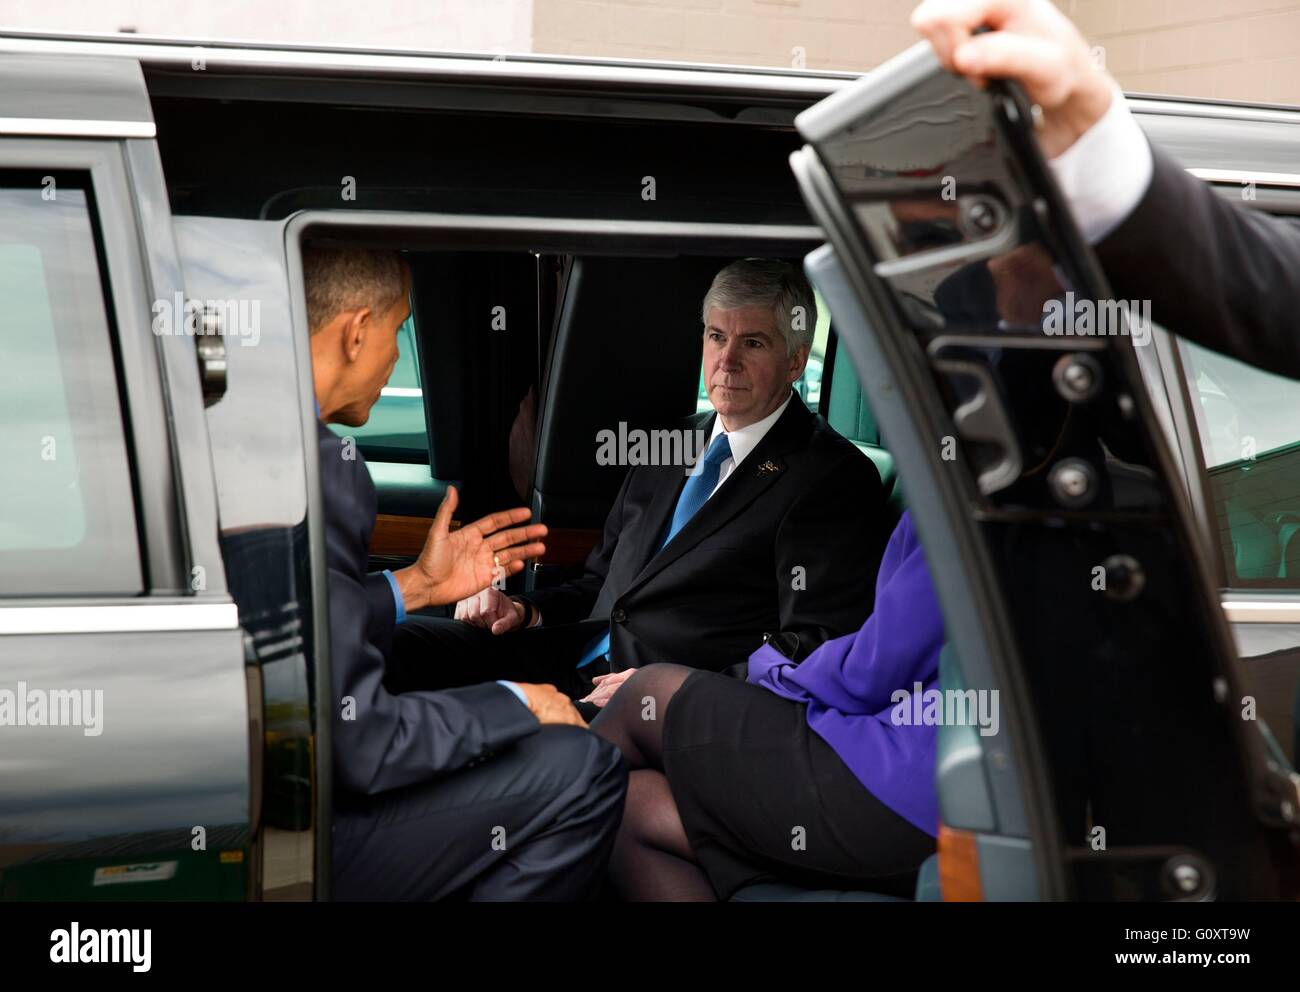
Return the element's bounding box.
[149,92,814,226]
[294,225,921,899]
[133,54,961,901]
[295,236,902,586]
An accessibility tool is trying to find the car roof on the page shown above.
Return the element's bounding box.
[3,27,1299,120]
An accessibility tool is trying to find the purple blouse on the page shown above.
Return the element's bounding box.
[747,510,942,836]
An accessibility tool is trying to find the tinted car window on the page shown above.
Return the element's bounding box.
[0,181,143,595]
[1182,338,1300,587]
[328,313,427,459]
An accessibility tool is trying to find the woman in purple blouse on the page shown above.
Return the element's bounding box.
[587,510,942,900]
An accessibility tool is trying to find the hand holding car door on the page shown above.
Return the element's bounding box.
[914,0,1300,381]
[911,0,1114,157]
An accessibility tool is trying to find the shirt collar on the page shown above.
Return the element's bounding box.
[708,390,794,470]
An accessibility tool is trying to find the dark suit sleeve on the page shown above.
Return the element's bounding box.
[520,467,633,626]
[330,557,539,796]
[773,445,888,660]
[1096,146,1300,381]
[363,571,397,661]
[321,429,539,797]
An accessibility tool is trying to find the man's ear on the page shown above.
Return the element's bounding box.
[341,308,372,363]
[788,343,811,382]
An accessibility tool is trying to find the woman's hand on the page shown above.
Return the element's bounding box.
[579,668,636,709]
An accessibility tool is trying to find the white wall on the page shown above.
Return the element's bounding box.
[2,0,1296,104]
[0,0,535,54]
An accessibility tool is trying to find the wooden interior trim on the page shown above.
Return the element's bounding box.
[369,515,600,567]
[370,514,435,558]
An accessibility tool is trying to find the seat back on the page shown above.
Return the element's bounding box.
[827,334,904,522]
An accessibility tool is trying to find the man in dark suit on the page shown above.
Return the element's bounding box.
[389,258,891,711]
[1092,140,1300,384]
[914,0,1300,767]
[306,246,626,900]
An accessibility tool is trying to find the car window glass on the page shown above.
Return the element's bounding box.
[0,182,143,595]
[329,312,427,459]
[1182,338,1300,587]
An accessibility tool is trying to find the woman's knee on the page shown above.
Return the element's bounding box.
[621,663,693,710]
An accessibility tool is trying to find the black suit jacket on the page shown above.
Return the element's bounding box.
[1095,147,1300,768]
[1097,146,1300,381]
[522,396,890,671]
[317,420,538,797]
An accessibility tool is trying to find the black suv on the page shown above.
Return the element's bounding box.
[1,30,1298,902]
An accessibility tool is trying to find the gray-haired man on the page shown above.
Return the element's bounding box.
[390,258,893,714]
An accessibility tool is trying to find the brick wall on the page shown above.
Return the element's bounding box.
[1069,0,1300,105]
[532,0,1300,106]
[532,0,921,71]
[1,0,1295,105]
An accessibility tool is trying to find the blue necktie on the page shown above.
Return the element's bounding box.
[578,432,733,668]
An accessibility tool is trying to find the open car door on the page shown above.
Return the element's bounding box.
[0,53,254,900]
[790,43,1300,900]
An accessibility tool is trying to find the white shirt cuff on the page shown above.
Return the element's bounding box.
[1047,84,1154,245]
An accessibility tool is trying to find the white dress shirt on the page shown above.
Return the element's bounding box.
[703,390,793,498]
[1047,83,1155,246]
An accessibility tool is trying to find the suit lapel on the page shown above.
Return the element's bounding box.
[626,397,812,593]
[618,411,713,577]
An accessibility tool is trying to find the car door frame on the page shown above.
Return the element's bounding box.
[787,42,1299,900]
[0,56,255,901]
[1145,176,1300,771]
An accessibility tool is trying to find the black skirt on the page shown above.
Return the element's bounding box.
[662,669,936,900]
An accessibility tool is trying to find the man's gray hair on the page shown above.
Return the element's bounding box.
[303,246,408,335]
[701,258,816,356]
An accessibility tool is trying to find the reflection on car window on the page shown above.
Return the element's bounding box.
[0,182,143,595]
[1182,339,1300,587]
[1185,341,1300,467]
[696,289,831,415]
[329,313,427,460]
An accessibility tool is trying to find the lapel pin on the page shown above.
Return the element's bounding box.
[757,460,781,476]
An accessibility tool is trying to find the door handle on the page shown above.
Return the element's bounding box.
[930,356,1023,496]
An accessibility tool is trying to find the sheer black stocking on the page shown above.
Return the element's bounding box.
[587,663,694,770]
[588,664,715,901]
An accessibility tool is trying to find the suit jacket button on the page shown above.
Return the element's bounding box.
[611,609,627,623]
